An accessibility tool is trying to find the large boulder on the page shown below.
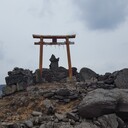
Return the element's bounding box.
[2,85,17,96]
[114,68,128,89]
[78,88,128,119]
[16,82,27,91]
[56,88,70,96]
[75,122,98,128]
[78,89,119,118]
[74,114,123,128]
[35,67,69,83]
[5,67,33,86]
[96,114,124,128]
[116,89,128,121]
[80,67,98,81]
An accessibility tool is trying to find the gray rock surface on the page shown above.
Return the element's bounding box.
[97,114,118,128]
[78,88,128,119]
[32,111,42,116]
[56,88,70,96]
[80,67,98,81]
[2,67,128,128]
[24,120,33,128]
[43,99,55,115]
[75,122,98,128]
[115,68,128,89]
[5,67,33,86]
[2,85,17,96]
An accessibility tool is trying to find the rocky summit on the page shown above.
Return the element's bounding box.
[1,66,128,128]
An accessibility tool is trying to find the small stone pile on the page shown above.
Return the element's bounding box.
[40,88,79,103]
[5,67,33,86]
[2,67,34,96]
[79,67,128,89]
[35,67,78,83]
[0,113,125,128]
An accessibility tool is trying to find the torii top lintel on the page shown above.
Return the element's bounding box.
[33,34,76,39]
[33,34,76,45]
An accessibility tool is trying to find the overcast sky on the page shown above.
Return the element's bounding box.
[0,0,128,84]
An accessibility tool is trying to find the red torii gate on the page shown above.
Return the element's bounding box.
[33,34,76,80]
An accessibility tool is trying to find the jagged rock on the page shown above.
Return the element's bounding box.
[115,68,128,89]
[55,113,66,121]
[2,85,17,96]
[54,122,73,128]
[52,89,79,103]
[20,124,27,128]
[1,122,19,128]
[56,88,70,97]
[35,66,79,83]
[41,68,53,82]
[5,67,33,86]
[66,112,79,122]
[104,77,114,84]
[98,73,111,81]
[32,111,42,116]
[116,89,128,121]
[75,122,98,128]
[17,82,27,91]
[43,99,55,115]
[68,93,79,100]
[39,124,45,128]
[97,114,118,128]
[43,92,55,98]
[35,69,43,83]
[117,116,125,128]
[78,89,118,118]
[78,88,128,119]
[97,81,115,89]
[53,67,68,81]
[80,67,98,81]
[24,120,33,128]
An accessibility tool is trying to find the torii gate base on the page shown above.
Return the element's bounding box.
[33,34,76,81]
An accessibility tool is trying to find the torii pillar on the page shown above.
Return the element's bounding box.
[33,34,76,80]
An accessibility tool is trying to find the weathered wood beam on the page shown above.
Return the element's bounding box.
[33,34,76,39]
[34,42,74,45]
[66,37,72,80]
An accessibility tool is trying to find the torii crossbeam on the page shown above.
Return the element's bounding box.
[33,34,76,80]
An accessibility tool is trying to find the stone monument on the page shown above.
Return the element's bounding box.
[49,54,59,70]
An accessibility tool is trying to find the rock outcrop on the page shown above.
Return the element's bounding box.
[35,66,78,83]
[114,68,128,89]
[80,67,98,81]
[0,82,128,128]
[3,67,34,96]
[78,88,128,120]
[5,67,33,86]
[1,67,128,128]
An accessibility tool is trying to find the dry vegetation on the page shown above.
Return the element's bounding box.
[0,83,80,123]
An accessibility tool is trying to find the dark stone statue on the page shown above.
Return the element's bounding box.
[49,54,59,70]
